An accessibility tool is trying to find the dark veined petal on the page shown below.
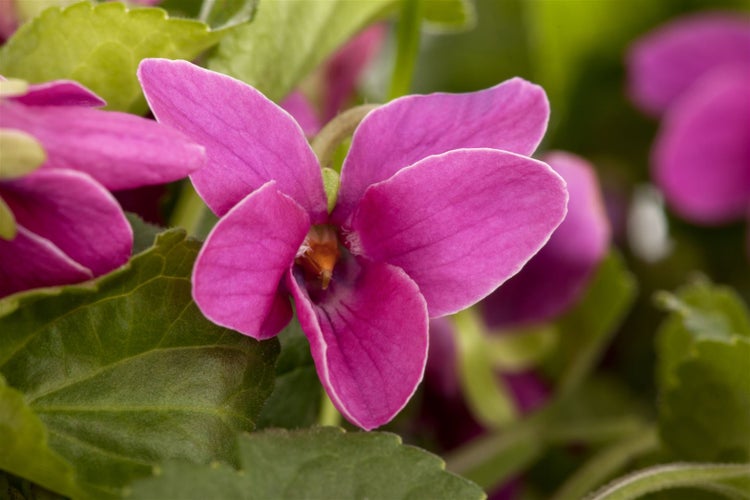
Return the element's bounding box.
[287,256,429,430]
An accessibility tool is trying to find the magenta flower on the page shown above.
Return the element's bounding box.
[628,12,750,225]
[0,78,204,297]
[482,151,610,327]
[137,58,568,429]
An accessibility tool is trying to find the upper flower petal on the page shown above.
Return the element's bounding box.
[349,148,568,318]
[0,169,132,276]
[0,100,205,190]
[482,151,611,327]
[627,12,750,115]
[13,80,106,107]
[653,67,750,224]
[0,225,93,298]
[137,59,328,221]
[287,256,428,430]
[333,78,549,223]
[193,181,311,340]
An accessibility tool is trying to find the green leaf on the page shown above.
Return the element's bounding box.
[0,1,227,113]
[659,339,750,462]
[0,377,84,499]
[256,320,322,430]
[421,0,476,31]
[454,309,519,429]
[127,427,485,499]
[586,463,750,500]
[546,251,637,396]
[655,282,750,461]
[196,0,259,29]
[0,230,279,499]
[125,212,164,255]
[207,0,400,102]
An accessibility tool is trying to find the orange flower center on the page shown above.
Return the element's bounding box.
[295,225,340,289]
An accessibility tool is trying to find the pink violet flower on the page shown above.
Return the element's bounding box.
[137,58,569,429]
[482,151,611,327]
[0,78,205,297]
[627,12,750,225]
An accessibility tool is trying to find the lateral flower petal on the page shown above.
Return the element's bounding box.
[13,80,106,107]
[334,78,549,223]
[483,151,611,326]
[193,182,311,340]
[0,225,92,297]
[0,100,205,190]
[287,257,429,430]
[653,67,750,224]
[349,149,568,317]
[0,169,132,276]
[137,58,327,220]
[627,12,750,115]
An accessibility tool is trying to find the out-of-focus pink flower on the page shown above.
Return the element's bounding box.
[628,12,750,225]
[280,24,386,136]
[482,151,611,327]
[0,78,204,296]
[138,58,568,430]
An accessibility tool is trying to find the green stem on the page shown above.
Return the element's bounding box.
[587,462,750,500]
[387,0,422,100]
[317,390,342,427]
[169,181,208,236]
[311,104,380,170]
[551,427,660,500]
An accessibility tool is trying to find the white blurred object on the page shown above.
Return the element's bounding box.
[628,184,674,262]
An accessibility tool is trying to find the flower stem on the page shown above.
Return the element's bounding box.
[387,0,422,100]
[587,462,750,500]
[311,104,379,170]
[550,427,659,500]
[317,390,342,427]
[169,181,208,237]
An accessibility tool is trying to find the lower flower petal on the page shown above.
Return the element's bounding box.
[349,148,568,318]
[0,169,132,277]
[0,225,93,297]
[193,182,310,340]
[654,67,750,224]
[287,257,429,430]
[13,80,106,107]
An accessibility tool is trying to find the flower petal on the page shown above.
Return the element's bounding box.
[482,151,610,326]
[334,78,549,223]
[653,67,750,224]
[13,80,106,107]
[627,12,750,115]
[193,182,310,340]
[0,101,205,190]
[349,148,568,318]
[0,225,92,298]
[280,90,323,137]
[287,256,429,430]
[0,169,132,276]
[137,59,327,220]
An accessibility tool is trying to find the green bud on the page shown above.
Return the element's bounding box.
[0,196,17,241]
[322,167,340,214]
[0,129,47,179]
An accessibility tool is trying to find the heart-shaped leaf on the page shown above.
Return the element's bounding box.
[127,427,486,499]
[0,229,279,499]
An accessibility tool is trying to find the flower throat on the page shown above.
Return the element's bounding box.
[295,225,340,289]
